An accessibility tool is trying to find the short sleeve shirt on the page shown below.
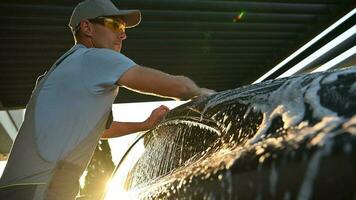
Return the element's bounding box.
[34,44,136,164]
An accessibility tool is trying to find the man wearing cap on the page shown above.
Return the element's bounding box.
[0,0,214,199]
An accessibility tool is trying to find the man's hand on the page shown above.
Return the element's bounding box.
[199,88,216,97]
[143,105,170,129]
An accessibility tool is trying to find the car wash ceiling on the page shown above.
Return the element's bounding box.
[0,0,353,109]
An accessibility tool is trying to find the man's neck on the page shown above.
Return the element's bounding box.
[75,37,92,48]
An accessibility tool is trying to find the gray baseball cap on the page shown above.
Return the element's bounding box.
[69,0,141,32]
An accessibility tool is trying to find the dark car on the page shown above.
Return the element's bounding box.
[104,66,356,200]
[103,8,356,199]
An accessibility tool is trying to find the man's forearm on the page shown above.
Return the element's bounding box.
[117,66,211,100]
[174,76,201,100]
[101,121,149,139]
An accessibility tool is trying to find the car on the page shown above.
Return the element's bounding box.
[101,7,356,199]
[103,66,356,199]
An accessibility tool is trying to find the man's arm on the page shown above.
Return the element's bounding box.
[117,65,214,100]
[101,121,148,139]
[103,66,215,139]
[101,105,169,139]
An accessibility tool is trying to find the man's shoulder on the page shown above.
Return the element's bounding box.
[80,47,135,67]
[84,47,123,58]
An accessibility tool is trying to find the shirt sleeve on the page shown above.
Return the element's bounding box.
[82,48,137,94]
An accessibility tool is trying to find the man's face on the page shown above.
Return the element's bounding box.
[90,17,127,52]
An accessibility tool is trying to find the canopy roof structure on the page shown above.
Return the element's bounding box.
[0,0,354,109]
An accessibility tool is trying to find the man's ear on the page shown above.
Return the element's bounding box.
[79,20,95,37]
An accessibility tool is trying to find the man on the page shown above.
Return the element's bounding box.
[0,0,214,199]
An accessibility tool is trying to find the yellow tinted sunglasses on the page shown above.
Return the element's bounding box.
[90,17,126,33]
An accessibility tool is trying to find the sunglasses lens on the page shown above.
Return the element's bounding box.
[103,18,126,33]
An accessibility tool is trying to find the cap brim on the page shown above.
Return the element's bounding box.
[107,10,141,28]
